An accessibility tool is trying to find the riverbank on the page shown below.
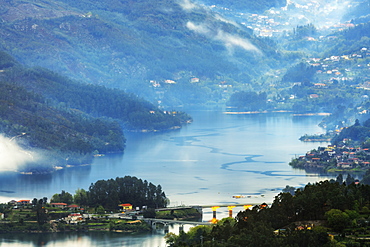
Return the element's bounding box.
[223,110,331,116]
[0,219,151,234]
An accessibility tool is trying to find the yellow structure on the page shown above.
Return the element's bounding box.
[211,206,220,223]
[227,206,236,218]
[119,203,133,211]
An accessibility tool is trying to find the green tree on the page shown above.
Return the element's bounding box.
[280,226,329,247]
[73,188,89,206]
[336,174,343,184]
[96,205,105,214]
[51,190,73,204]
[88,176,168,210]
[32,198,38,206]
[34,199,48,225]
[325,209,351,233]
[346,174,355,185]
[143,208,156,218]
[361,170,370,185]
[282,185,296,195]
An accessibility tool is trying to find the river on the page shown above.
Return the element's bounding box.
[0,110,335,246]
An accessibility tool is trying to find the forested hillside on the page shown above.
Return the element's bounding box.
[0,0,281,106]
[167,179,370,246]
[322,22,370,57]
[0,51,190,172]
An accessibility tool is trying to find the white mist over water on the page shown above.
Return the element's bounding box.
[0,134,38,172]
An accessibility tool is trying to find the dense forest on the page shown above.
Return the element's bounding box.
[166,178,370,246]
[332,119,370,146]
[0,51,191,171]
[322,22,370,58]
[50,176,168,210]
[226,91,267,111]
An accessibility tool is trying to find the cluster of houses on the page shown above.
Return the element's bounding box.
[8,200,84,210]
[296,145,370,171]
[6,200,87,224]
[149,78,200,88]
[6,200,135,224]
[241,10,290,38]
[306,47,370,88]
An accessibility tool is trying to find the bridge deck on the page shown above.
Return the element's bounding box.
[143,218,212,225]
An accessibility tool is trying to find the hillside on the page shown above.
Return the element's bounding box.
[0,0,280,106]
[0,51,190,172]
[167,179,370,246]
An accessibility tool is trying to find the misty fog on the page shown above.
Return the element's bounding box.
[0,134,39,172]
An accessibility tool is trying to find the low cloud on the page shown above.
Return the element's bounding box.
[214,14,240,27]
[0,134,39,172]
[216,30,262,54]
[178,0,198,11]
[186,21,261,54]
[186,21,210,34]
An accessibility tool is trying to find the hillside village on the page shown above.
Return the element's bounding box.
[290,144,370,172]
[145,0,370,114]
[307,47,370,88]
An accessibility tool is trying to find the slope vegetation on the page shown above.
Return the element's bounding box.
[0,0,279,102]
[0,51,189,172]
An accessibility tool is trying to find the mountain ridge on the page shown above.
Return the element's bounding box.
[0,0,279,101]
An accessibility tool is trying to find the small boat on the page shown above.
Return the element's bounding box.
[232,195,246,199]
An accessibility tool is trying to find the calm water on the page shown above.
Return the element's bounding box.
[0,111,335,246]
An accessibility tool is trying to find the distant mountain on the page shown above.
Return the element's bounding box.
[0,51,190,172]
[342,0,370,24]
[0,0,279,105]
[322,21,370,57]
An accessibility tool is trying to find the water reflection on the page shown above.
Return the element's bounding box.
[0,232,166,247]
[0,226,195,247]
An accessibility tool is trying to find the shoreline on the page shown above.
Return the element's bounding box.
[223,111,331,116]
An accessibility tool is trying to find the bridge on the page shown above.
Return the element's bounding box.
[157,202,267,211]
[144,203,269,232]
[154,203,269,223]
[143,218,211,226]
[142,217,211,233]
[119,202,269,233]
[198,203,266,209]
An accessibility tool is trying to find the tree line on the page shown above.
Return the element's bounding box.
[166,178,370,246]
[50,176,168,210]
[332,118,370,146]
[227,91,267,111]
